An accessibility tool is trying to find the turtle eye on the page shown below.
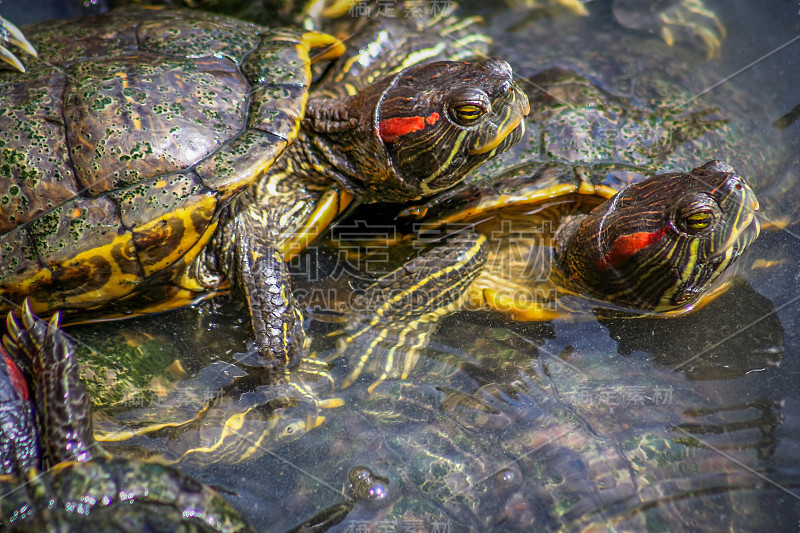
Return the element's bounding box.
[453,104,485,123]
[675,206,718,235]
[448,89,491,126]
[684,211,713,232]
[672,193,720,235]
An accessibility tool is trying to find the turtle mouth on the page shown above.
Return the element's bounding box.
[469,85,530,155]
[715,179,761,261]
[727,208,761,261]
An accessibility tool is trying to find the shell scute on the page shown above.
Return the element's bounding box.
[23,195,141,311]
[249,84,308,139]
[65,54,249,195]
[195,129,287,202]
[242,32,314,143]
[241,34,308,85]
[0,69,78,232]
[137,11,261,61]
[110,171,217,277]
[25,11,142,66]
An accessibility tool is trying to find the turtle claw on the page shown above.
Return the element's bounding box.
[1,334,17,357]
[5,310,21,342]
[48,311,62,330]
[0,16,38,73]
[21,299,35,329]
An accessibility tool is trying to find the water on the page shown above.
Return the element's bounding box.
[4,0,800,531]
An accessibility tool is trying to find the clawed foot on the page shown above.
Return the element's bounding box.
[0,16,37,72]
[614,0,726,58]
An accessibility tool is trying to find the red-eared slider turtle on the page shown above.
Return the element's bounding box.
[319,51,769,389]
[0,303,255,531]
[0,7,529,370]
[333,160,760,390]
[92,352,341,467]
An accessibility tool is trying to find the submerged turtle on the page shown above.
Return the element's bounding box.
[93,350,342,467]
[0,303,255,531]
[225,312,791,531]
[0,6,528,370]
[488,0,726,56]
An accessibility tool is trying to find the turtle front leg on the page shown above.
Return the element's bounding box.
[0,16,37,72]
[335,230,487,392]
[229,210,305,371]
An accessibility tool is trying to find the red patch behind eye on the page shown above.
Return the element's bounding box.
[595,226,669,272]
[378,112,440,143]
[2,348,29,402]
[379,116,424,143]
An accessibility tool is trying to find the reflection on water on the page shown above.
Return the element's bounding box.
[601,280,784,381]
[7,0,800,530]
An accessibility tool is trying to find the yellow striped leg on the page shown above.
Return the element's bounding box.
[335,231,488,392]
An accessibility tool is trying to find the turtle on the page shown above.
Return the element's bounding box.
[323,65,763,391]
[0,302,256,532]
[92,350,343,468]
[0,6,529,372]
[309,0,796,392]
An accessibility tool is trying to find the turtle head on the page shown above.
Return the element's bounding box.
[304,58,529,203]
[555,161,761,313]
[371,58,529,202]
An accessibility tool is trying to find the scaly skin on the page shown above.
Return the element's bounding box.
[0,303,255,532]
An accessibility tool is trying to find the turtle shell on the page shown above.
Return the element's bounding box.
[0,8,338,317]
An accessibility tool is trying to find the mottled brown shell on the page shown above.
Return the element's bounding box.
[0,9,321,315]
